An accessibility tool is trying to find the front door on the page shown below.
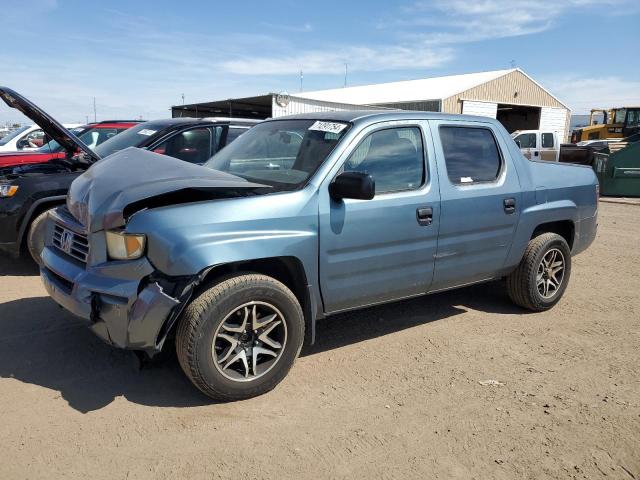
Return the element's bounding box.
[513,131,538,159]
[429,120,522,291]
[318,121,440,313]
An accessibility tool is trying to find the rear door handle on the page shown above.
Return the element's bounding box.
[503,198,516,214]
[416,206,433,226]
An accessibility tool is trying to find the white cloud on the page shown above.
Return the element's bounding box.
[220,45,453,75]
[395,0,633,44]
[261,22,314,33]
[540,76,640,114]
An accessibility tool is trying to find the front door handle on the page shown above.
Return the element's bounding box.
[503,198,516,214]
[416,206,433,226]
[534,151,539,157]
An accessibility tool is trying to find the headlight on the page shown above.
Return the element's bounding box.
[0,184,18,198]
[105,230,146,260]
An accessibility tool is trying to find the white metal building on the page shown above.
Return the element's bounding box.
[299,68,571,141]
[171,68,570,141]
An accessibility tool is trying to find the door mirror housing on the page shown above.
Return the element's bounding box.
[329,171,375,200]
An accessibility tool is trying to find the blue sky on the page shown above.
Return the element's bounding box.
[1,0,639,124]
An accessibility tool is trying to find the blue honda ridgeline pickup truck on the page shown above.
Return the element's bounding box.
[37,111,598,401]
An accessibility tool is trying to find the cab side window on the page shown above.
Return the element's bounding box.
[154,128,212,164]
[344,127,425,194]
[541,133,554,148]
[225,127,249,146]
[513,133,536,148]
[440,126,502,185]
[23,129,46,148]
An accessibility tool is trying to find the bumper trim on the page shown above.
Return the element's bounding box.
[41,245,181,354]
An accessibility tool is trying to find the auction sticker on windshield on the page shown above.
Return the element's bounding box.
[308,121,348,134]
[137,129,157,136]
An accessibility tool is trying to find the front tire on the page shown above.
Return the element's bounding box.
[506,233,572,311]
[176,274,305,401]
[26,209,52,266]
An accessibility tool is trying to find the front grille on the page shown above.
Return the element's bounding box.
[53,223,89,263]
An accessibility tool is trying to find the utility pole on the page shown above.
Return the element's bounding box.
[344,63,348,87]
[93,97,97,122]
[181,93,185,105]
[85,115,89,124]
[300,70,304,92]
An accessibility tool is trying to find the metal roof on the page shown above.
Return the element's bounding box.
[298,69,519,105]
[269,109,506,126]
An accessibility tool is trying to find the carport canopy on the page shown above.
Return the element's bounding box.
[172,95,273,120]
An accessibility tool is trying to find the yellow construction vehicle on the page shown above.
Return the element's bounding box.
[571,107,640,143]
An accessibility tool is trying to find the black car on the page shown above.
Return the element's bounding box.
[0,87,260,264]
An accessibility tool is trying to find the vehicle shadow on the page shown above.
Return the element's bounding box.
[0,296,212,413]
[0,281,524,413]
[0,254,39,277]
[303,280,525,356]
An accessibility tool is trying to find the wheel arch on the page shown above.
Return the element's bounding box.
[174,256,319,345]
[17,195,66,248]
[531,220,575,250]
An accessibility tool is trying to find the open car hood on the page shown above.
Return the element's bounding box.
[0,86,100,162]
[67,147,269,233]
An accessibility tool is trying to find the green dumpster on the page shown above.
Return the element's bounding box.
[594,141,640,197]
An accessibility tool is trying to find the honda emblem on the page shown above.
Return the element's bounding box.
[60,230,74,254]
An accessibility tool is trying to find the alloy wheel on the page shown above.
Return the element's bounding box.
[212,301,287,382]
[536,248,565,299]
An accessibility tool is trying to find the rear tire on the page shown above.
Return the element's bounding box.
[176,273,304,401]
[26,209,52,266]
[506,233,572,311]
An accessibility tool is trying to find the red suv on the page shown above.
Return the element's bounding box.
[0,120,143,168]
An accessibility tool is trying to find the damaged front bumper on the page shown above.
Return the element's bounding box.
[41,245,185,356]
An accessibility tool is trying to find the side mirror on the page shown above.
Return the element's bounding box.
[329,171,375,200]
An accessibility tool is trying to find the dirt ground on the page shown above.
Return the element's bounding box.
[0,202,638,480]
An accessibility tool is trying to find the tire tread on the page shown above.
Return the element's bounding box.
[176,273,303,401]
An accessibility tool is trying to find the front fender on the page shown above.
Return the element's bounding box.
[125,189,320,298]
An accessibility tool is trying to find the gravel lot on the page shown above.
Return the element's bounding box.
[1,202,638,479]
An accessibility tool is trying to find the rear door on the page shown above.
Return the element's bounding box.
[429,119,522,291]
[318,120,440,313]
[539,132,558,161]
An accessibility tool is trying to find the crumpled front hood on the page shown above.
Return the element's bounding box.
[68,147,268,233]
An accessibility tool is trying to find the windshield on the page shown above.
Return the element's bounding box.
[94,122,165,158]
[0,125,30,146]
[204,119,350,191]
[614,109,627,124]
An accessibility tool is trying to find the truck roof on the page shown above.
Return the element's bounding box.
[273,110,504,126]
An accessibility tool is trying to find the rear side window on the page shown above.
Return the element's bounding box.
[153,128,212,164]
[344,127,424,194]
[513,133,536,148]
[440,126,502,184]
[225,127,249,146]
[541,133,554,148]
